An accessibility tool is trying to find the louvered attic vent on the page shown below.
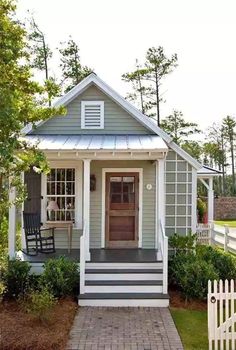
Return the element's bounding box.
[81,101,104,129]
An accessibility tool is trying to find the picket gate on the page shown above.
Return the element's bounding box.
[208,279,236,350]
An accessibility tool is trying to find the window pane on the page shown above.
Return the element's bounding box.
[111,194,122,203]
[123,193,134,203]
[56,182,65,195]
[57,169,65,181]
[48,169,55,181]
[110,181,121,193]
[67,169,75,181]
[66,182,75,195]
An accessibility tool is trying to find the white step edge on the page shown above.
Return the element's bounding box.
[85,273,163,281]
[78,298,169,307]
[85,285,163,293]
[85,262,163,269]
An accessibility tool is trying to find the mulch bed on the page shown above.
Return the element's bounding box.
[0,298,78,350]
[169,289,207,311]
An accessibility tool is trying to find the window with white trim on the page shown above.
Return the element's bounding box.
[46,168,76,222]
[81,101,104,129]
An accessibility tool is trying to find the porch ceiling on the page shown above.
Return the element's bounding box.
[23,134,168,153]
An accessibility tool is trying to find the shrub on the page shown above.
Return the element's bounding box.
[168,252,196,287]
[0,281,6,302]
[24,287,57,323]
[41,256,79,297]
[197,198,207,223]
[1,259,31,298]
[196,245,236,280]
[175,257,218,300]
[169,233,196,252]
[0,216,8,259]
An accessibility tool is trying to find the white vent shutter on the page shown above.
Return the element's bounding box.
[81,101,104,129]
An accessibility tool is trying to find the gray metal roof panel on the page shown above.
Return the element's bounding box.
[24,135,168,151]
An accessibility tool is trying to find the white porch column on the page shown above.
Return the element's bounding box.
[83,159,91,261]
[208,177,214,223]
[8,186,16,259]
[156,159,166,249]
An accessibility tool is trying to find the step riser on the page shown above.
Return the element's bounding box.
[85,273,163,281]
[85,285,163,293]
[78,299,169,307]
[86,263,163,269]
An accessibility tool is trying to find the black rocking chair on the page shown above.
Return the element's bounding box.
[23,212,56,256]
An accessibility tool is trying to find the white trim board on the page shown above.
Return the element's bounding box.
[101,168,143,249]
[22,73,201,170]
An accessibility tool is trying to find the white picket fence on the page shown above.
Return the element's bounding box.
[208,279,236,350]
[197,223,236,254]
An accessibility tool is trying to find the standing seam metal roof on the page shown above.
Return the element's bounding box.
[24,134,168,151]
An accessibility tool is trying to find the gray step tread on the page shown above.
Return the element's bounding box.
[79,292,169,300]
[85,268,163,274]
[85,280,163,286]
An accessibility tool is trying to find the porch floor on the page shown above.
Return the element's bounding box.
[20,248,159,263]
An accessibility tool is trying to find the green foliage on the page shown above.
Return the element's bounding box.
[169,252,218,300]
[41,256,79,297]
[0,0,64,222]
[197,198,207,223]
[196,245,236,280]
[169,236,236,300]
[59,37,92,93]
[0,281,6,301]
[169,233,196,252]
[161,110,201,145]
[122,46,178,125]
[181,140,202,161]
[0,216,8,258]
[1,259,31,298]
[23,287,57,322]
[176,257,218,300]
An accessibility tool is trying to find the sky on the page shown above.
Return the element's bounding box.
[17,0,236,132]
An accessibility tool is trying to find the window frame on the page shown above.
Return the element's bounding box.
[41,161,83,229]
[81,100,104,129]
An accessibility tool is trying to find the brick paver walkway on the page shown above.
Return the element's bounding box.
[66,307,183,350]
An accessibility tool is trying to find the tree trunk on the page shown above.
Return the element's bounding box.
[229,135,236,194]
[155,69,160,126]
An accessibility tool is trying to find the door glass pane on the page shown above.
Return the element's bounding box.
[123,193,135,203]
[123,176,134,194]
[111,194,122,203]
[110,178,122,193]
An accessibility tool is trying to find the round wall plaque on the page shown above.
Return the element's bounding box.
[146,184,152,190]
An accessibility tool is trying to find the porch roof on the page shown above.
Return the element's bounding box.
[23,134,168,152]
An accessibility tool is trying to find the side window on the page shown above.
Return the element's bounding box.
[46,168,75,222]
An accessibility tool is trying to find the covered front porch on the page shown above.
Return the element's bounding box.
[9,135,169,261]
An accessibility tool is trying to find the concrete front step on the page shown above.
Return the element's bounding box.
[78,292,169,307]
[84,280,163,293]
[85,268,163,281]
[86,262,163,269]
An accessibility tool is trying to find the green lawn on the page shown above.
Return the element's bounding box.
[171,308,208,350]
[214,220,236,227]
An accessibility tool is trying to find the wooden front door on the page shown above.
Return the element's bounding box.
[105,173,139,248]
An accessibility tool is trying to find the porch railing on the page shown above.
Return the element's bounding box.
[80,221,87,294]
[159,220,168,294]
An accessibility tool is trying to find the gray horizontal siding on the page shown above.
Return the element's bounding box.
[54,229,82,249]
[31,85,151,135]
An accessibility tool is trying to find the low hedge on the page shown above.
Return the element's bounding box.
[169,235,236,301]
